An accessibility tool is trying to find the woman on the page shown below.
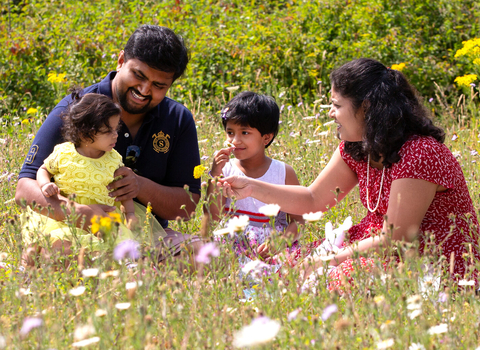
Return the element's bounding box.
[220,58,479,291]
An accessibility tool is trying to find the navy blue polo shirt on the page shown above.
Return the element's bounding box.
[19,72,201,228]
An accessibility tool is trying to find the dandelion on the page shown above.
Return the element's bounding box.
[95,309,107,317]
[109,212,122,223]
[115,302,131,310]
[258,204,281,217]
[193,165,207,179]
[21,119,30,125]
[458,279,475,286]
[427,323,448,335]
[303,211,323,222]
[26,108,38,114]
[232,316,281,348]
[227,215,249,233]
[99,216,112,230]
[69,286,86,296]
[72,337,100,347]
[409,344,426,350]
[196,242,220,264]
[241,259,269,275]
[454,74,477,88]
[47,72,67,83]
[321,304,338,321]
[287,308,301,321]
[113,239,140,261]
[19,317,43,337]
[81,268,99,277]
[377,338,394,349]
[99,270,119,279]
[74,324,95,341]
[391,63,406,71]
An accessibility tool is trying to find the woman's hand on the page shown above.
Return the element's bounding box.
[218,175,253,200]
[210,147,234,177]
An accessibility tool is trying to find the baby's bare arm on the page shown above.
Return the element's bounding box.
[37,165,59,197]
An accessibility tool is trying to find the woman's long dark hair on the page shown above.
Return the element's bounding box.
[330,58,445,166]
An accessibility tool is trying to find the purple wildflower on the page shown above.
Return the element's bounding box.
[470,83,476,88]
[287,105,292,111]
[113,240,140,261]
[111,53,116,59]
[305,139,310,144]
[20,317,43,336]
[428,98,434,103]
[195,242,220,264]
[201,155,209,160]
[321,304,338,321]
[102,53,106,58]
[297,102,303,107]
[438,292,448,303]
[289,131,295,137]
[287,308,301,321]
[280,104,285,113]
[317,81,322,85]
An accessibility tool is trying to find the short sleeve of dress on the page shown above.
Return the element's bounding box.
[339,141,361,173]
[44,143,66,175]
[110,149,124,168]
[391,136,457,189]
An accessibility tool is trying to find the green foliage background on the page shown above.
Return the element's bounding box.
[1,0,479,116]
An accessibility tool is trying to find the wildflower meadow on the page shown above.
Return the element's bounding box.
[1,0,480,349]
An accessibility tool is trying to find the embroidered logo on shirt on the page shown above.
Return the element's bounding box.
[25,145,39,164]
[152,131,170,153]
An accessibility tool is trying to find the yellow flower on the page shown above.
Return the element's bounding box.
[100,216,112,230]
[47,72,67,83]
[474,58,480,66]
[454,38,480,58]
[146,203,152,214]
[26,108,38,114]
[91,216,100,234]
[391,63,406,71]
[108,212,122,223]
[21,119,30,125]
[193,165,207,179]
[454,74,477,87]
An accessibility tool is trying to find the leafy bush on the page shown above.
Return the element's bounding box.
[1,0,479,117]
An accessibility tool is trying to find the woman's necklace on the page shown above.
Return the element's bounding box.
[366,154,386,213]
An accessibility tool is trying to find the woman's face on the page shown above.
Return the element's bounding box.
[329,87,365,142]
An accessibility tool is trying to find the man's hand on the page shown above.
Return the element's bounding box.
[108,167,140,202]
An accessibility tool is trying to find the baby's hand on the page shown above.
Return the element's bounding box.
[41,182,59,197]
[126,213,139,230]
[211,146,234,177]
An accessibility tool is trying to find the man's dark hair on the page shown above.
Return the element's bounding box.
[62,91,121,147]
[221,91,280,148]
[330,58,445,166]
[123,25,188,82]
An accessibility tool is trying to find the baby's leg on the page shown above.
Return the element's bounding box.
[22,240,74,269]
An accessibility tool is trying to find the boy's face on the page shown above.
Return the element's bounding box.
[113,51,175,116]
[225,121,273,160]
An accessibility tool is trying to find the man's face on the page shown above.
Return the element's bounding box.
[113,51,175,115]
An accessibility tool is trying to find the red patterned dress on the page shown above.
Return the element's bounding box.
[294,136,480,291]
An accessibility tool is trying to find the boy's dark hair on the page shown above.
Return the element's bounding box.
[124,25,188,82]
[330,58,445,167]
[62,91,121,148]
[221,91,280,148]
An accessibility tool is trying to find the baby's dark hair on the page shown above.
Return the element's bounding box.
[62,91,121,147]
[221,91,279,148]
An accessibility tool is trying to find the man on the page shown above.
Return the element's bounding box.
[16,25,202,264]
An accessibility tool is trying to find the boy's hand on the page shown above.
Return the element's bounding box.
[210,147,234,177]
[41,182,60,198]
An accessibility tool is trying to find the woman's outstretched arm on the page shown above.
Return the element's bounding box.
[220,146,359,215]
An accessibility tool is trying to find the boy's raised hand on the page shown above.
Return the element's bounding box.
[210,147,234,177]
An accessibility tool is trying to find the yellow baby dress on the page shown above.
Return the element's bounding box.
[21,142,164,251]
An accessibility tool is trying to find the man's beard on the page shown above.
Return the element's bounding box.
[116,86,154,115]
